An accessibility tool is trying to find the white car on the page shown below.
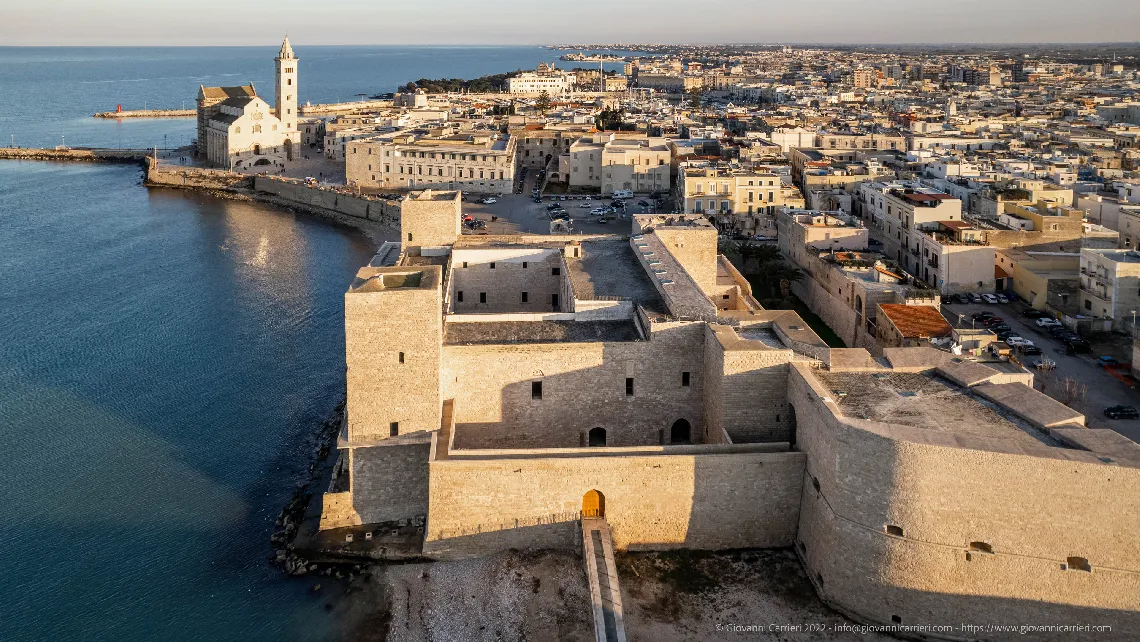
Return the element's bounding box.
[982,294,999,304]
[481,197,497,204]
[1007,337,1033,347]
[1035,318,1062,328]
[590,207,608,215]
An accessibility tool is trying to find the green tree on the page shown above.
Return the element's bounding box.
[687,87,702,109]
[536,91,551,116]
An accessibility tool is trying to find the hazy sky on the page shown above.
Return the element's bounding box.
[4,0,1139,46]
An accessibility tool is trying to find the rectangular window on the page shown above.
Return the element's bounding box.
[626,378,634,396]
[479,292,487,304]
[552,267,561,275]
[398,352,405,364]
[682,372,691,387]
[457,291,463,302]
[389,422,399,437]
[521,292,528,303]
[489,262,495,269]
[522,262,528,268]
[462,261,468,268]
[407,233,413,242]
[532,381,542,399]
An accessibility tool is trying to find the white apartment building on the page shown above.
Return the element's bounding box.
[508,64,576,95]
[565,133,670,195]
[344,131,516,194]
[1080,248,1140,332]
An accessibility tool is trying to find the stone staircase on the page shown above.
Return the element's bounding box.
[581,518,627,642]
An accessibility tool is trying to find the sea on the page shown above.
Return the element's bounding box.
[0,45,625,641]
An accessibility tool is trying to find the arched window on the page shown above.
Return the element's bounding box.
[670,419,691,444]
[588,427,606,447]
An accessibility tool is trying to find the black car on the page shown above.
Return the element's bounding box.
[990,324,1011,333]
[1020,345,1043,356]
[1022,309,1047,319]
[940,295,952,304]
[972,311,996,321]
[1104,405,1140,420]
[637,199,650,206]
[1065,340,1091,354]
[953,294,970,304]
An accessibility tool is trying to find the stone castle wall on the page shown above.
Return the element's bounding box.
[702,325,797,444]
[253,176,399,225]
[442,321,707,449]
[423,447,805,560]
[788,364,1140,639]
[350,442,432,525]
[449,252,564,313]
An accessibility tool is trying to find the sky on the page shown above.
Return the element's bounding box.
[3,0,1139,46]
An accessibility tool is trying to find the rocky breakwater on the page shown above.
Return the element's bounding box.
[0,147,152,163]
[94,109,196,119]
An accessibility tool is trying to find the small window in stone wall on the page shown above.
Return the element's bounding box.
[626,378,634,396]
[1065,557,1091,572]
[408,233,413,242]
[479,292,486,303]
[681,372,690,387]
[968,542,993,554]
[522,261,528,268]
[521,292,528,303]
[552,267,561,276]
[398,352,405,364]
[532,381,542,400]
[457,291,463,302]
[389,422,399,436]
[462,262,468,268]
[885,524,903,537]
[490,262,496,269]
[891,615,902,624]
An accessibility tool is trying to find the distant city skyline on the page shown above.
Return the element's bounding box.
[5,0,1140,46]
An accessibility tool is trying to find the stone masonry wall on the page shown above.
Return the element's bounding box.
[350,443,432,524]
[789,365,1140,640]
[400,193,461,248]
[450,252,564,313]
[345,268,442,441]
[703,325,795,444]
[253,176,399,225]
[442,321,706,448]
[423,448,806,560]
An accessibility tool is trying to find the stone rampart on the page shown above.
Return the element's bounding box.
[146,164,252,190]
[0,147,151,163]
[788,363,1140,639]
[423,446,805,560]
[252,176,400,225]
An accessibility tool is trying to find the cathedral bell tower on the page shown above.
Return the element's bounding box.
[275,36,298,132]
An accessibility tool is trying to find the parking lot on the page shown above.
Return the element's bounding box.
[940,300,1140,441]
[461,193,657,236]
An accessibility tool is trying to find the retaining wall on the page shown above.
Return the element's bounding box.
[253,176,399,225]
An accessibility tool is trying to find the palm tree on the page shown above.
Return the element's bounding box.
[536,91,551,116]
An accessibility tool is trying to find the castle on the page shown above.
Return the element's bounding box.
[319,191,1140,639]
[195,37,301,169]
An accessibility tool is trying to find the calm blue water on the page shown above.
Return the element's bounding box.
[0,45,602,641]
[0,45,626,150]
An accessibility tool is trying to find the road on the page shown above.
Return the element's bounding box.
[940,300,1140,442]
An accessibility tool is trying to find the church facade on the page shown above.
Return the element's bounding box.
[195,37,301,170]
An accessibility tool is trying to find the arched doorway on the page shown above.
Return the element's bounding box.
[284,138,293,161]
[670,418,691,444]
[588,427,606,447]
[582,489,605,518]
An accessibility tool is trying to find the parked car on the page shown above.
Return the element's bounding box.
[953,293,970,304]
[1020,345,1043,356]
[1022,309,1047,319]
[1006,336,1032,347]
[1104,405,1140,420]
[1098,356,1121,368]
[995,293,1010,303]
[481,197,497,204]
[981,317,1004,326]
[1065,340,1091,354]
[590,207,608,215]
[991,324,1012,333]
[637,199,650,206]
[982,294,999,304]
[972,311,996,321]
[969,293,984,303]
[1036,317,1062,328]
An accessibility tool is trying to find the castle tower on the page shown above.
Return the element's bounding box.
[274,36,297,132]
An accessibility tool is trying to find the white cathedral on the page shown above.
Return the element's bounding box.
[196,36,301,169]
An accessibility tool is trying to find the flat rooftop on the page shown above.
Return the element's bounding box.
[814,371,1059,448]
[566,239,667,315]
[444,320,641,345]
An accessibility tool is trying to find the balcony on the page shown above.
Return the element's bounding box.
[1080,284,1112,302]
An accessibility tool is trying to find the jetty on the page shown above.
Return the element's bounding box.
[0,147,155,163]
[94,109,196,119]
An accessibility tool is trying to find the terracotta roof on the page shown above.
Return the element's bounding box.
[199,85,256,100]
[879,304,953,339]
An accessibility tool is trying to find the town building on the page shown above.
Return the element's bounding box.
[565,133,670,195]
[1079,248,1140,332]
[344,129,516,194]
[508,63,577,95]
